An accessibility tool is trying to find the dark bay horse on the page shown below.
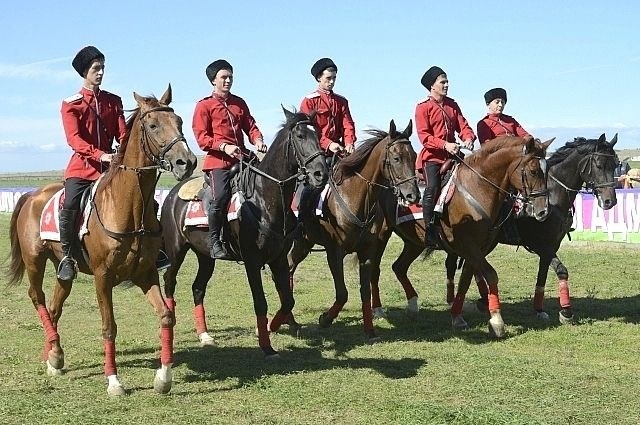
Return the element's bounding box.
[439,134,618,324]
[372,136,553,337]
[287,120,421,342]
[160,108,328,358]
[7,85,197,395]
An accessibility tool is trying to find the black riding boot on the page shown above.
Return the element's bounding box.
[422,193,439,248]
[207,209,230,260]
[57,209,78,281]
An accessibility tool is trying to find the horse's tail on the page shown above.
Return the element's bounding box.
[7,193,30,286]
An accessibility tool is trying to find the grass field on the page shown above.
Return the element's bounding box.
[1,212,639,424]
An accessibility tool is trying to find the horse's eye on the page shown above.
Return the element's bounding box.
[149,123,158,130]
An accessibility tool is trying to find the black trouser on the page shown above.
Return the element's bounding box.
[421,162,441,224]
[207,169,232,243]
[63,177,93,210]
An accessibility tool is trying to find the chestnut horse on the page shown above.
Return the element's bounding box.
[7,85,197,396]
[287,120,421,342]
[372,136,552,337]
[160,108,328,358]
[438,134,618,324]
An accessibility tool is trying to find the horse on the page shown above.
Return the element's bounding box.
[7,85,197,396]
[160,107,328,358]
[371,136,553,337]
[286,120,421,342]
[437,133,619,324]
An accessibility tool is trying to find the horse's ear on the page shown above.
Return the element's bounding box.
[133,91,145,107]
[281,104,295,122]
[159,84,172,105]
[389,120,397,136]
[541,137,555,151]
[402,120,413,138]
[610,133,618,147]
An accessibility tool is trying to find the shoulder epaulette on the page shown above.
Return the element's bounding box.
[63,93,83,104]
[305,92,321,99]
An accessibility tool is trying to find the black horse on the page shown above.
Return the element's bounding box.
[160,107,328,358]
[372,134,618,326]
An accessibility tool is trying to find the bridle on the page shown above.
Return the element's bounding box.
[549,145,617,195]
[354,137,417,198]
[135,106,187,172]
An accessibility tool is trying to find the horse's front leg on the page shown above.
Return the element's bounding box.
[191,251,216,347]
[391,240,422,319]
[318,246,347,328]
[286,238,313,329]
[140,275,175,395]
[358,252,380,343]
[45,276,73,374]
[94,275,125,396]
[450,261,474,331]
[244,261,279,359]
[267,255,296,333]
[532,252,553,321]
[476,260,505,338]
[550,256,573,324]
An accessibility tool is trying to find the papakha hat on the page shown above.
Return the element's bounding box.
[72,46,104,77]
[421,66,446,90]
[484,87,507,104]
[206,59,233,82]
[311,58,337,79]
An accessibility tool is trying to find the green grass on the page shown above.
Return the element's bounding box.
[1,213,639,424]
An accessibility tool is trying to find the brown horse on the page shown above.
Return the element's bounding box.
[287,120,421,341]
[372,136,553,337]
[7,85,197,396]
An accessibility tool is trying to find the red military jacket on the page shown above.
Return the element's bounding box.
[61,87,127,180]
[477,113,531,144]
[414,96,476,170]
[192,92,263,171]
[300,88,356,152]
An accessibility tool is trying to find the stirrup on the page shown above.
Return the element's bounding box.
[57,256,78,281]
[210,241,231,260]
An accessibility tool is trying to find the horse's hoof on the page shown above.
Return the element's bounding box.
[365,331,382,344]
[372,307,387,320]
[198,332,216,347]
[318,312,334,328]
[536,311,550,321]
[107,383,126,396]
[46,360,63,376]
[488,316,506,338]
[262,346,280,360]
[47,349,64,370]
[451,315,469,331]
[154,367,173,394]
[405,296,419,319]
[559,310,575,325]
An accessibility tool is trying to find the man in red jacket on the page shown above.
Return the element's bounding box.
[58,46,127,280]
[193,59,266,259]
[477,87,532,144]
[415,66,476,247]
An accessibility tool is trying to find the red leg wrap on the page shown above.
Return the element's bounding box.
[256,315,270,349]
[533,286,545,311]
[558,279,571,308]
[450,293,465,316]
[327,303,344,319]
[399,276,418,300]
[362,301,374,332]
[160,326,174,365]
[487,282,501,312]
[269,311,285,332]
[37,305,59,344]
[193,304,207,335]
[165,297,175,311]
[103,339,117,377]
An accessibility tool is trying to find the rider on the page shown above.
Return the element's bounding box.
[477,87,533,144]
[192,59,267,259]
[298,57,356,220]
[415,66,475,248]
[58,46,127,281]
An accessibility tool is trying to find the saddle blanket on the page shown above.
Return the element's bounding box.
[397,167,458,224]
[39,184,98,241]
[184,184,331,228]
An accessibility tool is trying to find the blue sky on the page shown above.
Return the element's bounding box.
[1,1,639,172]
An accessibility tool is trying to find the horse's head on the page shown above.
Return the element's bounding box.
[132,84,197,181]
[280,106,328,189]
[512,137,553,221]
[383,120,420,205]
[581,133,618,209]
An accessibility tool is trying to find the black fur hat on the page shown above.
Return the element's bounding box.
[484,87,507,104]
[311,58,337,79]
[206,59,233,82]
[420,66,446,90]
[72,46,104,77]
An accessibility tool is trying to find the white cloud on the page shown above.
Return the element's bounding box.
[0,57,75,82]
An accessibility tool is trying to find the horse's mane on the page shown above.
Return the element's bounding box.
[465,136,523,168]
[547,137,606,168]
[102,94,161,187]
[333,129,389,184]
